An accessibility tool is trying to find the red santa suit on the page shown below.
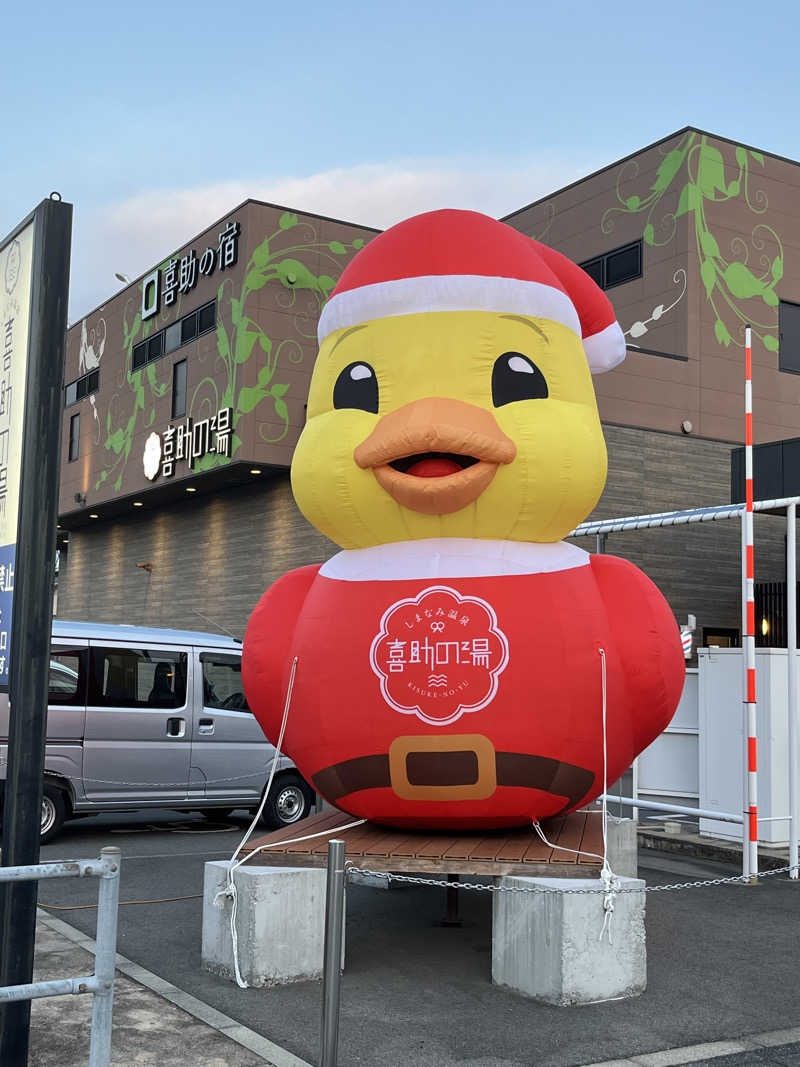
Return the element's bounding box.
[242,538,684,830]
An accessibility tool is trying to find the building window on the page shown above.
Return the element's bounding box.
[579,240,642,291]
[779,300,800,374]
[130,299,216,372]
[64,368,100,407]
[172,360,187,419]
[68,413,80,462]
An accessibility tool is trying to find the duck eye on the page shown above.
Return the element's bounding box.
[491,352,548,407]
[333,362,379,413]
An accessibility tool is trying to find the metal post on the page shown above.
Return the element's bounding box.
[741,512,750,881]
[743,324,759,883]
[787,504,798,878]
[89,847,121,1067]
[320,840,346,1067]
[0,196,72,1064]
[631,756,640,823]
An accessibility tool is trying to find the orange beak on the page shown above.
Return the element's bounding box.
[353,398,516,515]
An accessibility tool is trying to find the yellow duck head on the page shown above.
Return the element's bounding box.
[291,210,625,550]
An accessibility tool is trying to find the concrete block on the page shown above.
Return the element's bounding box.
[202,861,344,987]
[492,875,646,1005]
[606,818,638,878]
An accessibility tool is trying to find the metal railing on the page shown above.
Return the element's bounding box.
[0,846,121,1066]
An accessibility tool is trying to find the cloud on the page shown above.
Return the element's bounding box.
[68,154,594,322]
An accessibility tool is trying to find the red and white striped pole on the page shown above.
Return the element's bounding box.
[744,324,759,881]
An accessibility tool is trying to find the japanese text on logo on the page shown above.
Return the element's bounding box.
[141,221,240,322]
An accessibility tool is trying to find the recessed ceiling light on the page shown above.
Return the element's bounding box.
[186,486,197,493]
[250,469,262,475]
[89,513,99,519]
[133,501,143,507]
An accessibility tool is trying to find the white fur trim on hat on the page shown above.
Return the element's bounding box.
[318,273,581,345]
[583,321,626,374]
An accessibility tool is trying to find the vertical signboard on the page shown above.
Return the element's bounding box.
[0,196,72,1066]
[0,222,34,688]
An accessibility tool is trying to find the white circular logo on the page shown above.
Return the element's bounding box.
[142,432,162,480]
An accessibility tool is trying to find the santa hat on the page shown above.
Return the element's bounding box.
[317,209,626,374]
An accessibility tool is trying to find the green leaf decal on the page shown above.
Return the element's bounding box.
[714,319,732,347]
[271,383,289,398]
[352,238,365,249]
[257,363,274,387]
[237,385,267,414]
[701,258,716,298]
[232,434,243,454]
[727,180,740,197]
[245,270,270,292]
[751,151,765,166]
[643,223,655,246]
[701,231,720,258]
[147,408,155,426]
[763,289,779,307]
[723,261,763,299]
[279,212,298,230]
[763,334,779,351]
[735,146,748,167]
[274,398,288,420]
[329,241,347,254]
[697,143,727,198]
[216,323,231,362]
[276,259,321,291]
[676,183,698,217]
[772,257,783,283]
[258,333,272,354]
[113,475,122,492]
[651,149,684,194]
[251,238,271,269]
[625,195,640,211]
[234,330,259,364]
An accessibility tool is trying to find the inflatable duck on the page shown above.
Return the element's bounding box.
[242,210,684,830]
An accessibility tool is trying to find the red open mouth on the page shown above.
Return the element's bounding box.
[389,451,480,479]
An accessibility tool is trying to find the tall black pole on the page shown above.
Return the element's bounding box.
[0,196,72,1064]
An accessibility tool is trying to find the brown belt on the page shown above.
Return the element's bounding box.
[312,738,594,814]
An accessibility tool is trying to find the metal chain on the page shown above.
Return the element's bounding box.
[346,863,796,894]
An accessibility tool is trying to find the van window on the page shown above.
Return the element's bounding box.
[201,652,249,713]
[88,647,187,709]
[49,646,87,706]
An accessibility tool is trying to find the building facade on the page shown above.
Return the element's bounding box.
[56,129,800,650]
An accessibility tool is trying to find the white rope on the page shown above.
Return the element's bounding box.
[531,648,619,941]
[212,655,367,987]
[597,647,620,943]
[214,656,298,989]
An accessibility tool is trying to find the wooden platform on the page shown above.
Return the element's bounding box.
[240,808,604,878]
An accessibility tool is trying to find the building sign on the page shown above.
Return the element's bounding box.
[0,222,34,687]
[143,407,233,481]
[141,220,240,321]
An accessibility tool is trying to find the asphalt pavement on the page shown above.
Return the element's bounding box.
[25,809,800,1067]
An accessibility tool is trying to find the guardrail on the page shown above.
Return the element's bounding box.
[0,846,121,1066]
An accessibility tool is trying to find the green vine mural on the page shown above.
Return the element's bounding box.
[601,131,783,352]
[189,212,364,472]
[95,277,171,492]
[96,215,364,487]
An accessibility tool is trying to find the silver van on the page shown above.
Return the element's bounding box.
[0,620,314,844]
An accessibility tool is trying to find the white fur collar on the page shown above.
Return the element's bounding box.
[319,538,589,581]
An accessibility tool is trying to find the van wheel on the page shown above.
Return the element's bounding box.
[41,785,67,845]
[260,775,314,830]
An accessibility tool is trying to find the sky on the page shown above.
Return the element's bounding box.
[3,0,799,323]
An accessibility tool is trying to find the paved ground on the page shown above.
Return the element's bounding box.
[21,810,800,1066]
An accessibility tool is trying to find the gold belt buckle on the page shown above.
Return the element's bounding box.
[388,733,497,801]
